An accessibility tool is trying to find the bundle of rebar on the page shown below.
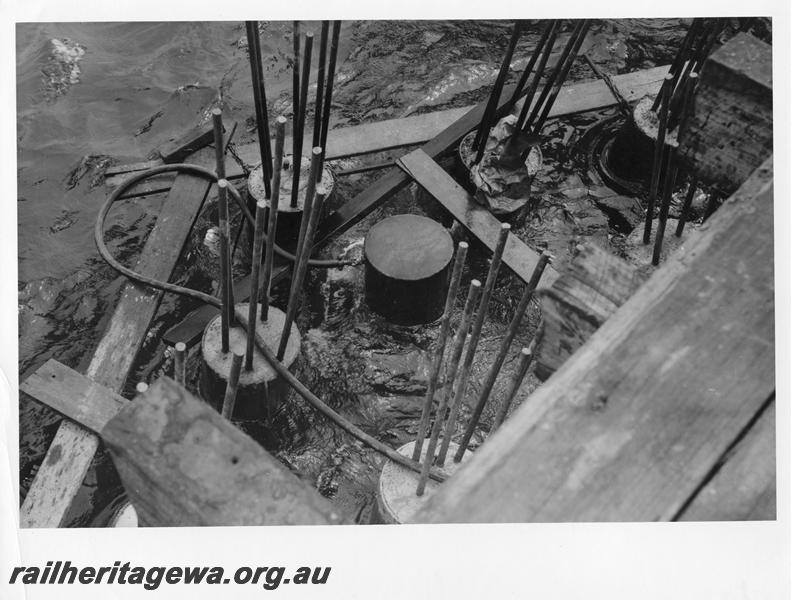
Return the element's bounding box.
[272,21,343,359]
[641,18,722,254]
[245,22,273,197]
[471,19,592,167]
[231,22,343,374]
[413,234,552,496]
[290,20,341,195]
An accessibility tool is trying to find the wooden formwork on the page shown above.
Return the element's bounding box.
[26,67,748,527]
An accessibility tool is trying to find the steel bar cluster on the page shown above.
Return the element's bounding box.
[472,19,592,167]
[413,226,551,496]
[643,18,724,261]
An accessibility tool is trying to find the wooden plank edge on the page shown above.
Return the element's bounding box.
[413,155,774,524]
[21,160,216,528]
[20,359,124,436]
[103,377,345,526]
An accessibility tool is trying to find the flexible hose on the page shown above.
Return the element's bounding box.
[235,308,446,483]
[97,163,355,270]
[96,162,445,483]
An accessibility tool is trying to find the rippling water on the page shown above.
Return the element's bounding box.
[19,19,730,524]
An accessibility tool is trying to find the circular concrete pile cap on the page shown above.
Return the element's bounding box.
[202,304,301,384]
[633,96,679,148]
[364,215,453,281]
[378,439,471,524]
[248,159,334,212]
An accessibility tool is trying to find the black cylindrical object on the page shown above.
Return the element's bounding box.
[604,95,678,187]
[364,215,454,326]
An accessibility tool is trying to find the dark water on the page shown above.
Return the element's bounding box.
[20,19,755,524]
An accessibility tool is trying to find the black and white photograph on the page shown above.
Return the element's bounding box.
[1,4,787,599]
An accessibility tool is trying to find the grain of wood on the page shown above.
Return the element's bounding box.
[535,244,648,379]
[105,159,164,177]
[20,360,125,435]
[234,65,670,168]
[415,157,774,523]
[20,149,215,528]
[134,66,670,200]
[679,33,772,194]
[103,378,344,526]
[158,123,217,164]
[678,401,775,521]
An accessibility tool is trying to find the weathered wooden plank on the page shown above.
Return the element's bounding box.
[397,149,559,287]
[232,65,670,169]
[105,159,164,177]
[103,378,344,526]
[678,400,775,521]
[129,66,669,198]
[415,157,774,523]
[535,243,648,380]
[20,149,215,528]
[21,364,343,527]
[105,172,177,201]
[20,359,125,435]
[679,33,772,194]
[234,107,475,168]
[156,123,217,164]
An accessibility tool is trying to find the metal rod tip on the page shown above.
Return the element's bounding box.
[175,342,186,352]
[458,241,469,249]
[470,279,482,288]
[312,146,323,156]
[211,108,222,116]
[217,179,229,188]
[135,382,148,393]
[277,115,288,125]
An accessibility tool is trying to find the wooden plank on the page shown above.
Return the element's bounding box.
[233,107,474,168]
[139,65,670,197]
[679,401,775,521]
[20,359,125,435]
[103,378,344,526]
[105,159,164,177]
[535,244,648,380]
[105,172,177,200]
[20,148,215,528]
[415,157,774,523]
[233,65,670,168]
[157,123,217,164]
[21,365,343,526]
[397,149,559,287]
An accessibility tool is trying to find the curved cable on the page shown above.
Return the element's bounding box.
[96,162,444,482]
